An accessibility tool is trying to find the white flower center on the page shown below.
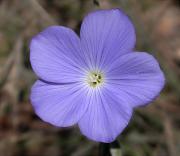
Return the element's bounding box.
[87,71,104,88]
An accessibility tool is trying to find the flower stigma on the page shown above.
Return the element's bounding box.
[86,71,104,88]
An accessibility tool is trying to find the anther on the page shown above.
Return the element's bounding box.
[87,71,103,88]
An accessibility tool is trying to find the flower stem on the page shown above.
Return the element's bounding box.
[99,140,122,156]
[93,0,100,6]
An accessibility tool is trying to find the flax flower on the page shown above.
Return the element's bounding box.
[30,9,165,143]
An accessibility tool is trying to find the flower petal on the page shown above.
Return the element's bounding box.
[30,80,89,127]
[30,26,86,83]
[80,9,136,70]
[78,88,133,143]
[105,52,165,107]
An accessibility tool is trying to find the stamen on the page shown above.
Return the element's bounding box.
[87,71,104,88]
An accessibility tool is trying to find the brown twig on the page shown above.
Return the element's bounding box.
[0,51,15,89]
[3,36,23,129]
[163,112,177,156]
[28,0,57,25]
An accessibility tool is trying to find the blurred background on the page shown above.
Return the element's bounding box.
[0,0,180,156]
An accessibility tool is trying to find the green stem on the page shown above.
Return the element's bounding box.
[99,140,122,156]
[93,0,100,6]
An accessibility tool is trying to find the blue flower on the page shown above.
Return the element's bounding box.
[30,9,165,143]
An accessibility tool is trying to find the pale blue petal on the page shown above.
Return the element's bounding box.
[30,26,87,83]
[105,52,165,107]
[80,9,136,70]
[78,88,133,143]
[30,80,89,127]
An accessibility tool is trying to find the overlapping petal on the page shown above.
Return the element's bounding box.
[30,26,87,83]
[30,80,89,127]
[80,9,136,70]
[105,52,165,107]
[78,88,132,142]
